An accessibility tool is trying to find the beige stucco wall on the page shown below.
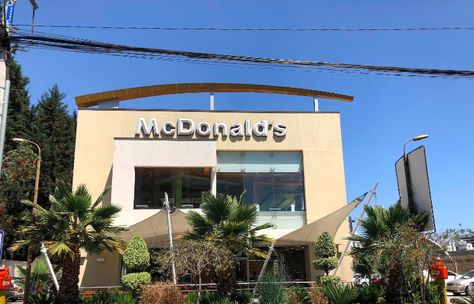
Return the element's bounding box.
[73,109,352,285]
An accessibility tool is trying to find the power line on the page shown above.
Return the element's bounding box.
[10,32,474,79]
[13,24,474,32]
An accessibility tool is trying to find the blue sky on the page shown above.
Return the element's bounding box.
[11,1,474,231]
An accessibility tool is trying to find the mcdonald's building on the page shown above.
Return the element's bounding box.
[72,83,360,287]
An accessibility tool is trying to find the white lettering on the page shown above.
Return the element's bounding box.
[177,118,195,136]
[230,123,243,137]
[196,122,211,136]
[161,121,175,136]
[253,120,269,137]
[214,122,228,137]
[245,120,251,137]
[136,118,158,135]
[273,123,287,137]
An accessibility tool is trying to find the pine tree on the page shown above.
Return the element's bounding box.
[4,59,32,151]
[313,232,339,276]
[31,85,76,205]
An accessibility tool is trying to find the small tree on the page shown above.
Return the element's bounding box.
[122,236,151,293]
[159,241,233,304]
[313,232,338,276]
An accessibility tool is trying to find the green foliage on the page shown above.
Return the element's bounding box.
[121,272,151,292]
[28,293,56,304]
[313,232,338,276]
[82,290,137,304]
[31,85,76,204]
[123,236,150,272]
[355,285,385,304]
[286,287,312,304]
[320,283,358,304]
[181,192,272,258]
[188,291,240,304]
[319,275,341,286]
[255,270,287,304]
[0,143,36,259]
[16,256,61,294]
[4,59,32,152]
[11,182,126,304]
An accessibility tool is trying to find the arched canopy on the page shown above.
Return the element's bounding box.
[75,83,353,107]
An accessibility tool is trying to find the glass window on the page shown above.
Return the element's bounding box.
[217,152,305,211]
[134,167,210,209]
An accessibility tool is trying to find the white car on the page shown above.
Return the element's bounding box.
[446,270,474,296]
[353,273,369,287]
[446,270,461,284]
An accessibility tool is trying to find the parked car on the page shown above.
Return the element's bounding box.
[6,279,24,302]
[470,281,474,296]
[370,274,383,285]
[353,273,369,287]
[446,270,461,284]
[446,270,474,296]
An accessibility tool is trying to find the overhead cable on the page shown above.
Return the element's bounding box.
[13,24,474,32]
[11,32,474,79]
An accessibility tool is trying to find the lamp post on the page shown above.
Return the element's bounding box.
[402,134,429,214]
[12,138,41,304]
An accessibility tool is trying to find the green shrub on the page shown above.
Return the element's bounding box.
[233,291,252,304]
[83,290,137,304]
[121,272,151,292]
[123,236,150,272]
[28,293,55,304]
[188,291,237,304]
[319,275,341,286]
[320,283,358,304]
[355,285,384,304]
[286,287,311,304]
[255,271,287,304]
[141,283,187,304]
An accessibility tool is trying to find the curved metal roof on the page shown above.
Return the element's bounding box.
[75,83,353,107]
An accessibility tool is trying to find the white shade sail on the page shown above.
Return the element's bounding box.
[275,193,367,245]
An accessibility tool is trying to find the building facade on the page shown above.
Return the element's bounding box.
[72,83,355,286]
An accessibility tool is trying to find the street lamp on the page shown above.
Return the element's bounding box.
[403,134,429,161]
[12,137,41,304]
[402,134,429,214]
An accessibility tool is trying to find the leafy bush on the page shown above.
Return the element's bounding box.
[28,293,56,304]
[355,285,384,304]
[319,275,341,286]
[83,290,137,304]
[141,283,187,304]
[123,236,150,272]
[233,291,252,304]
[307,287,329,304]
[255,271,287,304]
[320,283,358,304]
[188,291,237,304]
[286,287,311,304]
[121,272,151,292]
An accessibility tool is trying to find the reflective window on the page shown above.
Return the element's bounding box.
[134,167,210,209]
[217,152,304,211]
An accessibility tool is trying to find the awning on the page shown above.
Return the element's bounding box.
[275,193,367,245]
[121,209,191,247]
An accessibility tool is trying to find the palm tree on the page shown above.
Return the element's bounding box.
[181,192,272,258]
[348,202,428,304]
[11,182,126,304]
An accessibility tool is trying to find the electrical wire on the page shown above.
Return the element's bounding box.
[10,32,474,79]
[13,24,474,32]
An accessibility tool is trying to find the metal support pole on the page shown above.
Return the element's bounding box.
[164,193,177,284]
[313,97,319,112]
[0,78,10,176]
[210,92,215,111]
[40,243,59,291]
[332,183,379,275]
[252,241,275,294]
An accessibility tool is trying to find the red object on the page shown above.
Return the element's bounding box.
[0,266,12,289]
[430,257,448,280]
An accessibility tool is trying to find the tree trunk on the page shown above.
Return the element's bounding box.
[57,245,81,304]
[197,273,202,304]
[386,261,405,304]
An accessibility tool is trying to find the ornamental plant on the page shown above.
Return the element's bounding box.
[122,236,151,294]
[313,232,338,276]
